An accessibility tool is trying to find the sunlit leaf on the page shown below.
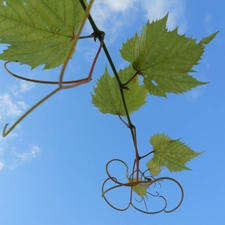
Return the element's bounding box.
[146,159,161,176]
[92,65,148,116]
[120,14,218,97]
[147,133,203,172]
[0,0,86,69]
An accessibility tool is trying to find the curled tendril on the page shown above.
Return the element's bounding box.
[101,177,131,211]
[131,193,167,214]
[4,60,88,85]
[102,158,184,214]
[105,159,130,186]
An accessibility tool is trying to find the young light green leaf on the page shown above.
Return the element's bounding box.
[146,159,161,176]
[92,65,148,116]
[147,133,203,172]
[120,14,217,97]
[0,0,85,69]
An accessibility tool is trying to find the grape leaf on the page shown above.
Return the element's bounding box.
[120,13,218,97]
[146,159,161,176]
[0,0,85,69]
[147,133,203,172]
[92,65,148,116]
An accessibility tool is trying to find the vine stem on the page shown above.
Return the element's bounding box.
[79,0,140,175]
[2,0,95,137]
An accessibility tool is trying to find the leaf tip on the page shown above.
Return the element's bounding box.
[199,31,219,45]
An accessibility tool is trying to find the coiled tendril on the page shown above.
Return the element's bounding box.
[102,158,184,214]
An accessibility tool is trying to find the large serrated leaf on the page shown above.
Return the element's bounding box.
[0,0,85,69]
[147,133,203,172]
[120,14,217,97]
[92,65,148,116]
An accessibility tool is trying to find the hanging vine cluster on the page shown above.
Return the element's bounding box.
[0,0,217,214]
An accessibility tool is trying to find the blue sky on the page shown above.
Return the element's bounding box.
[0,0,224,224]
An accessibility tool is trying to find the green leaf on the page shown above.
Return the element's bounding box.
[0,0,85,69]
[146,159,161,176]
[92,65,148,116]
[147,133,203,172]
[120,14,217,97]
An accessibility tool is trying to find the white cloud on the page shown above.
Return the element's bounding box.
[19,80,35,92]
[0,144,41,170]
[13,145,41,162]
[10,80,35,98]
[90,0,139,41]
[0,93,27,118]
[0,78,38,171]
[17,101,27,110]
[88,0,187,43]
[141,0,187,33]
[97,0,136,12]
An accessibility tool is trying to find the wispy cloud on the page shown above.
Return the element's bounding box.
[0,93,27,118]
[0,79,40,171]
[0,144,41,170]
[9,145,41,170]
[13,145,41,161]
[10,80,35,98]
[89,0,187,42]
[94,0,136,12]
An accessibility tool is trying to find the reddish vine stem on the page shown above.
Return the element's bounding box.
[60,32,104,90]
[4,61,87,85]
